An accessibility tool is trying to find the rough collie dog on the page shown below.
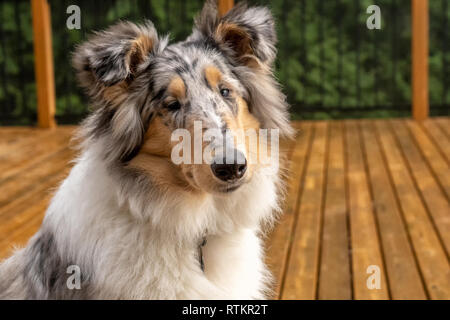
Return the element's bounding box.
[0,1,292,299]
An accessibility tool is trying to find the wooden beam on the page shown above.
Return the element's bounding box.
[411,0,429,121]
[31,0,56,128]
[218,0,234,17]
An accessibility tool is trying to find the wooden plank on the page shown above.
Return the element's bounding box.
[345,120,389,300]
[0,129,54,155]
[266,122,313,299]
[0,196,49,245]
[0,126,73,164]
[390,119,450,256]
[360,120,426,299]
[422,119,450,163]
[0,128,41,144]
[218,0,234,16]
[0,162,70,235]
[411,0,429,121]
[434,117,450,138]
[0,148,73,208]
[375,120,450,299]
[0,127,74,181]
[31,0,56,128]
[317,121,351,300]
[406,120,450,199]
[0,127,39,134]
[0,209,45,260]
[282,121,328,299]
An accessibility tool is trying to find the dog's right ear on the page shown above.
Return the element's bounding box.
[73,20,159,107]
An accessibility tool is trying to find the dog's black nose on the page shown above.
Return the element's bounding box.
[211,152,247,182]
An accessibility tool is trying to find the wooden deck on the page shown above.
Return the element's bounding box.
[0,118,449,299]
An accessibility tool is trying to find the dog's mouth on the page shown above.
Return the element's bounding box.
[215,181,244,193]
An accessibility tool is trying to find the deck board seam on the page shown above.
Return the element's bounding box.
[0,153,70,215]
[419,122,450,166]
[342,121,355,300]
[0,144,70,185]
[0,148,71,208]
[315,121,330,299]
[405,120,450,201]
[406,121,450,201]
[434,119,450,140]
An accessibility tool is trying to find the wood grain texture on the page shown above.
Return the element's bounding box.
[375,120,450,299]
[422,119,450,163]
[406,120,450,199]
[390,119,450,256]
[434,117,450,138]
[0,127,75,181]
[360,120,426,299]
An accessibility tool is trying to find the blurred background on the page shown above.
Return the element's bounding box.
[0,0,448,125]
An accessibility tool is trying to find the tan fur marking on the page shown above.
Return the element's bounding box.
[135,34,153,56]
[103,82,129,105]
[129,116,192,190]
[128,35,153,73]
[237,97,260,131]
[223,97,259,133]
[168,76,186,100]
[222,97,265,169]
[139,116,173,157]
[204,66,222,89]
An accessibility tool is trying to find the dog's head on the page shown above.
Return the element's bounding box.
[73,1,293,195]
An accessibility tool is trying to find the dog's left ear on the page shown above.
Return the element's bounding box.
[73,20,160,106]
[194,1,276,70]
[73,21,163,162]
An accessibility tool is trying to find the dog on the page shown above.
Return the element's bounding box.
[0,1,293,299]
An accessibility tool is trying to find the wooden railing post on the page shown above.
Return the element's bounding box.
[31,0,56,128]
[411,0,429,121]
[218,0,234,17]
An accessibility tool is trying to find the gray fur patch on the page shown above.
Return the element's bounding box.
[22,231,92,299]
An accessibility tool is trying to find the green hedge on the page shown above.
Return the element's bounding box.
[0,0,448,125]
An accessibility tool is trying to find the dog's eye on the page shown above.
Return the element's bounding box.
[167,101,181,111]
[220,88,230,98]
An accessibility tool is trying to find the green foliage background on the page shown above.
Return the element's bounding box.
[0,0,448,125]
